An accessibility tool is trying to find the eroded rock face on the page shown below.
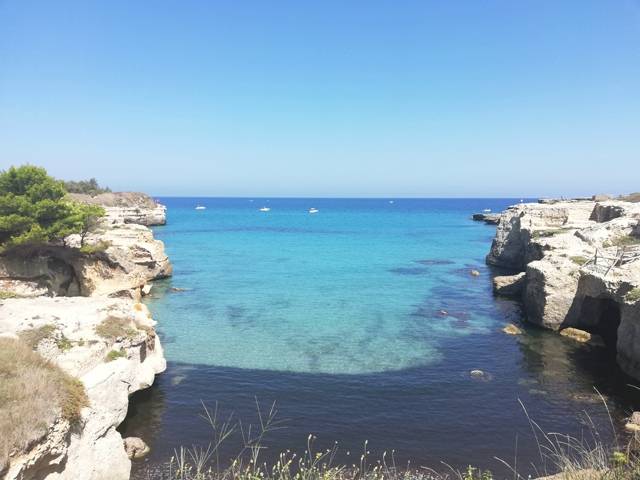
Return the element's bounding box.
[0,222,171,298]
[68,192,166,226]
[486,199,640,378]
[0,298,165,480]
[0,196,170,480]
[493,272,526,297]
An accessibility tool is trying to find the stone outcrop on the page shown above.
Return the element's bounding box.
[471,212,501,224]
[486,199,640,378]
[493,272,526,296]
[0,216,171,298]
[0,195,170,480]
[68,192,167,226]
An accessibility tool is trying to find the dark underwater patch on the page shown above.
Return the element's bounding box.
[414,259,455,266]
[388,266,430,275]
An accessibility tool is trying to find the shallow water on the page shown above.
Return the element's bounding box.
[122,198,640,478]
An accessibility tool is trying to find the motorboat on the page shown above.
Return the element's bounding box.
[259,207,271,212]
[195,205,206,210]
[309,208,319,214]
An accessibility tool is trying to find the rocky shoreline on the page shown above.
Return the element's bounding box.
[0,194,170,480]
[486,197,640,379]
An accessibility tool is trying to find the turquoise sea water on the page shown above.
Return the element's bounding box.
[151,198,509,373]
[124,198,640,478]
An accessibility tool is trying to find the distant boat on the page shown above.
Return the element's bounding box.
[195,205,206,210]
[389,200,395,204]
[483,208,491,213]
[259,207,271,212]
[309,208,319,214]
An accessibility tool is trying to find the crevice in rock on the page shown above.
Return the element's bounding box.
[576,296,622,352]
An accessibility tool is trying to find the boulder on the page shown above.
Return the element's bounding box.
[493,272,526,296]
[470,269,480,277]
[559,327,604,346]
[502,324,523,335]
[123,437,150,459]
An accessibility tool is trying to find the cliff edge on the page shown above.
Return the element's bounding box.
[487,199,640,378]
[0,199,170,480]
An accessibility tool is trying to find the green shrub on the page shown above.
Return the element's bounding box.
[79,240,111,255]
[0,165,105,252]
[105,349,126,362]
[570,256,589,265]
[63,178,111,195]
[0,290,17,300]
[627,288,640,303]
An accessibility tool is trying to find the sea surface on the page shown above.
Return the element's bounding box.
[122,198,640,478]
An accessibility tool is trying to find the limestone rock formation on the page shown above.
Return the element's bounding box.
[0,195,170,480]
[68,191,166,226]
[0,298,165,480]
[486,198,640,379]
[493,272,526,296]
[0,215,171,298]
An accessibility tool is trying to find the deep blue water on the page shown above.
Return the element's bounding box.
[122,198,640,478]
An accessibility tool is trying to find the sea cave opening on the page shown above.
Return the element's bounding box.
[578,296,622,352]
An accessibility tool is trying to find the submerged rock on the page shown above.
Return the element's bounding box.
[502,323,523,335]
[559,327,604,347]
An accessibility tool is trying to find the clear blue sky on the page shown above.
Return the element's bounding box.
[1,1,639,197]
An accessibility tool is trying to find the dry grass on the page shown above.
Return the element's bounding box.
[95,316,137,341]
[18,324,57,349]
[605,235,640,248]
[19,324,73,351]
[0,338,88,472]
[147,396,640,480]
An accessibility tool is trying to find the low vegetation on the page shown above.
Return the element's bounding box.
[0,290,18,299]
[63,177,111,196]
[626,288,640,303]
[604,235,640,248]
[95,316,138,341]
[105,349,126,362]
[0,338,88,472]
[531,228,573,239]
[570,255,589,265]
[18,324,73,351]
[79,240,111,255]
[149,398,640,480]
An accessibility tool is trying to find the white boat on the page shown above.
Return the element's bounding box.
[309,208,319,214]
[483,208,491,213]
[259,207,271,212]
[195,205,206,210]
[389,200,395,204]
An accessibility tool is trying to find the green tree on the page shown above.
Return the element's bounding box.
[0,165,105,252]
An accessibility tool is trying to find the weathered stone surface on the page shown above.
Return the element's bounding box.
[0,222,171,298]
[68,192,166,226]
[493,272,526,296]
[0,297,166,480]
[0,194,170,480]
[536,469,603,480]
[486,199,640,378]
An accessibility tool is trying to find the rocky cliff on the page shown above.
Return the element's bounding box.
[68,192,167,226]
[0,203,170,480]
[487,199,640,378]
